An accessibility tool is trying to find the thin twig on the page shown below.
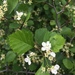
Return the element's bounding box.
[46,0,71,31]
[0,69,35,74]
[0,70,7,73]
[46,1,60,31]
[20,18,26,29]
[52,0,60,31]
[57,0,70,14]
[57,9,64,14]
[46,2,54,8]
[70,36,75,43]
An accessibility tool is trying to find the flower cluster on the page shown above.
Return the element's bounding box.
[23,41,60,75]
[41,41,51,51]
[62,42,74,58]
[0,0,7,21]
[66,5,75,27]
[14,11,24,20]
[41,41,56,61]
[24,56,31,65]
[41,64,60,75]
[0,54,5,60]
[0,29,5,37]
[24,51,40,65]
[41,41,60,74]
[50,64,60,75]
[28,0,32,5]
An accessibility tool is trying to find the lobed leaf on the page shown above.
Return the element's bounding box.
[49,34,65,52]
[8,29,34,55]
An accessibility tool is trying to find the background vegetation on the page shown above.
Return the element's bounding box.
[0,0,75,75]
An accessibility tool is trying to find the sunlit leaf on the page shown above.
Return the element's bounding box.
[8,29,34,55]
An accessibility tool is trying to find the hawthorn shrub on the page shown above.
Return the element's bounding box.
[0,0,75,75]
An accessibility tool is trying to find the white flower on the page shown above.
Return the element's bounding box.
[50,52,56,57]
[41,41,51,51]
[29,52,36,57]
[3,0,7,4]
[24,56,31,65]
[28,0,32,5]
[16,11,23,16]
[51,67,57,75]
[24,13,27,16]
[41,67,46,72]
[17,17,21,20]
[50,64,60,75]
[16,11,23,20]
[54,64,60,70]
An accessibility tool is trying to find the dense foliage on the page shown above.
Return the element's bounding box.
[0,0,75,75]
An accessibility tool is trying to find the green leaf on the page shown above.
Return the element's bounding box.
[35,66,50,75]
[43,32,56,42]
[17,3,33,12]
[8,29,34,55]
[0,0,2,4]
[27,20,34,26]
[63,59,73,69]
[50,20,56,26]
[6,51,16,62]
[25,12,31,22]
[13,63,22,71]
[69,47,75,53]
[7,0,18,14]
[35,28,48,45]
[61,0,66,5]
[35,58,51,75]
[43,4,49,10]
[17,4,28,12]
[49,34,65,52]
[35,0,46,3]
[9,23,21,29]
[43,58,51,67]
[60,26,72,37]
[72,71,75,75]
[43,32,51,42]
[28,63,38,71]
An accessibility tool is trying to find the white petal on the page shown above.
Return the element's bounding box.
[16,11,19,15]
[20,12,23,16]
[45,47,50,51]
[47,41,51,49]
[27,56,29,58]
[51,69,57,75]
[24,58,28,62]
[54,64,60,70]
[3,0,7,4]
[28,61,31,65]
[24,56,30,62]
[46,41,50,45]
[50,52,56,57]
[42,42,46,47]
[17,17,21,20]
[47,41,51,45]
[41,47,46,51]
[49,44,51,49]
[16,11,23,16]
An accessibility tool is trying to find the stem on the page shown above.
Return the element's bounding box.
[46,2,53,8]
[0,69,35,74]
[46,0,70,32]
[20,18,26,29]
[52,0,60,31]
[70,36,75,43]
